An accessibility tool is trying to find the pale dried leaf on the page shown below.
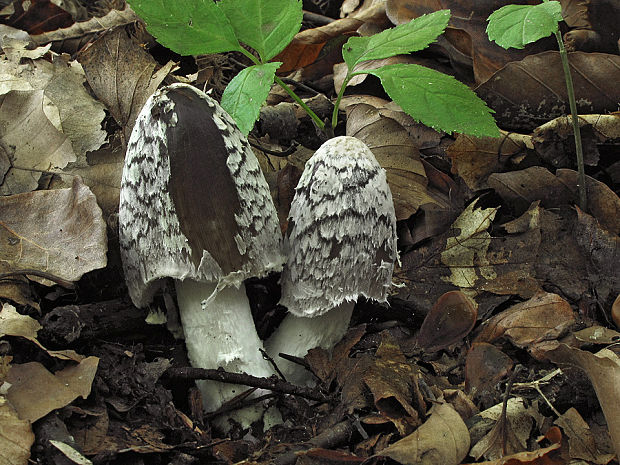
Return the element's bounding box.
[0,396,33,465]
[0,177,107,282]
[375,402,470,465]
[0,90,76,194]
[6,357,99,422]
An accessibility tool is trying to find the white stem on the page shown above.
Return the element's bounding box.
[264,301,355,386]
[175,280,276,414]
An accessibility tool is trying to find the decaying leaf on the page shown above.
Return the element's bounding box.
[0,303,84,361]
[475,292,575,354]
[0,45,107,194]
[374,402,470,465]
[447,131,532,191]
[6,357,99,422]
[469,397,539,460]
[416,291,477,352]
[440,202,497,291]
[476,51,620,132]
[0,177,107,284]
[544,344,620,457]
[363,333,423,434]
[78,27,175,141]
[347,102,448,219]
[555,407,615,463]
[465,342,513,398]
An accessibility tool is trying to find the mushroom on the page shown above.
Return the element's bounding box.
[265,136,398,385]
[118,83,284,423]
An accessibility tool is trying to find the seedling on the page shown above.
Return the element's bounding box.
[487,0,587,209]
[127,0,499,138]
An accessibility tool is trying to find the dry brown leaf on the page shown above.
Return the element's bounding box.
[555,407,615,463]
[78,27,175,141]
[470,397,539,460]
[612,294,620,328]
[0,395,34,465]
[416,291,478,352]
[0,177,107,284]
[346,103,449,219]
[532,114,620,170]
[375,402,470,465]
[6,357,99,422]
[31,7,140,49]
[476,51,620,132]
[465,343,513,398]
[475,292,575,353]
[544,344,620,457]
[386,0,557,84]
[447,132,532,191]
[363,333,422,434]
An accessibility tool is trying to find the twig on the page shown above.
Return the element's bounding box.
[273,418,358,465]
[163,367,329,402]
[0,269,75,288]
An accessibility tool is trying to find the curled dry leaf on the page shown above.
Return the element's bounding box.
[346,102,449,219]
[374,402,470,465]
[489,166,620,236]
[465,342,513,398]
[78,27,175,141]
[544,344,620,458]
[0,177,107,284]
[475,292,575,355]
[0,303,84,361]
[555,407,615,463]
[6,356,99,422]
[0,48,107,194]
[416,291,477,352]
[363,333,424,435]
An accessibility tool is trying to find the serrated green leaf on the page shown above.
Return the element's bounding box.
[343,9,450,71]
[486,2,562,50]
[219,0,302,61]
[367,64,500,137]
[221,62,281,135]
[128,0,241,55]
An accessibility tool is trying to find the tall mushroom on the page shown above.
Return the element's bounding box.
[265,136,398,385]
[119,83,284,423]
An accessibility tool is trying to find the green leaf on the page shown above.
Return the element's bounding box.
[128,0,241,55]
[367,64,500,137]
[219,0,302,61]
[343,9,450,71]
[221,62,281,135]
[486,2,563,50]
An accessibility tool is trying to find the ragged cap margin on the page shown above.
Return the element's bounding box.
[280,136,398,318]
[119,83,284,308]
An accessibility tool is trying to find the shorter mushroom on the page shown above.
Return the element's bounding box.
[265,136,398,385]
[119,83,284,426]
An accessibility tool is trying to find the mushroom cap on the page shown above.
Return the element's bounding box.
[280,136,397,318]
[119,83,284,308]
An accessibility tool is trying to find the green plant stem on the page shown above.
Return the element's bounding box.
[274,76,325,131]
[238,47,325,132]
[553,28,587,210]
[331,74,353,129]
